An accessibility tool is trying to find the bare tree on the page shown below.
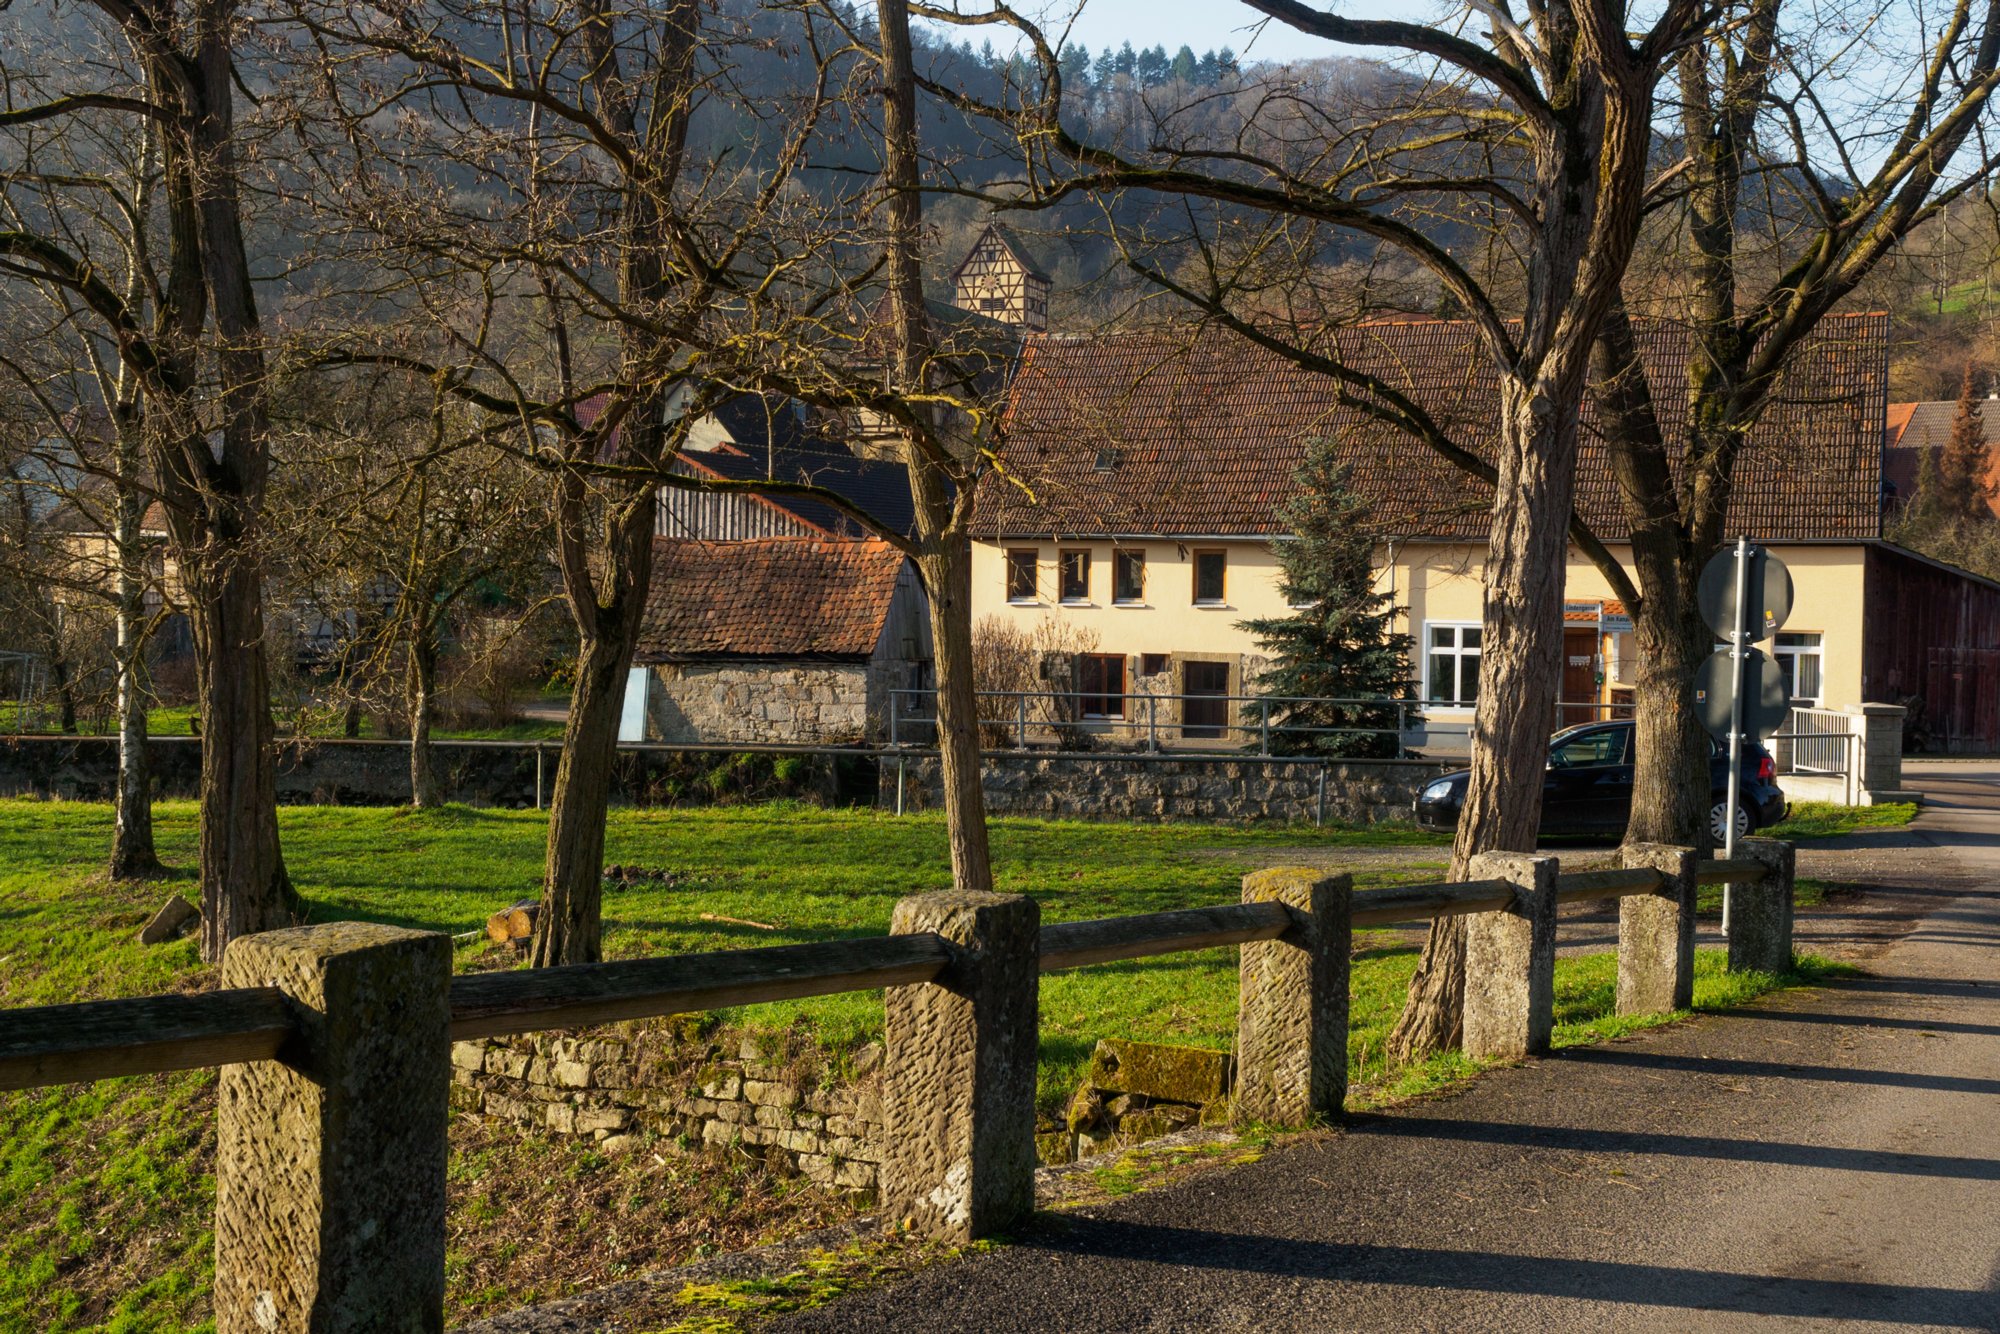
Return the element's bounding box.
[1587,0,2000,851]
[0,2,295,943]
[916,0,1706,1056]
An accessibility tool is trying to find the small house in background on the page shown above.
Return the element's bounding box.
[626,537,931,745]
[952,224,1050,331]
[1881,398,2000,516]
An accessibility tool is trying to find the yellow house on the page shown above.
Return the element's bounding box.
[970,313,2000,752]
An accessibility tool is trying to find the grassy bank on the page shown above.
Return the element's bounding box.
[0,800,1862,1331]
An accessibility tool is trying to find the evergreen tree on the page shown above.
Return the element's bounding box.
[1217,46,1240,78]
[1059,44,1093,93]
[1940,361,1996,522]
[1170,45,1198,83]
[1239,441,1417,757]
[1093,47,1120,84]
[1196,49,1220,85]
[1113,41,1137,77]
[1136,44,1169,85]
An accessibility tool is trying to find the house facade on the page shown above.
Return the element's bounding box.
[630,537,931,745]
[970,313,2000,751]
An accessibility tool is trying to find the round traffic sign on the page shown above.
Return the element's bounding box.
[1694,648,1791,740]
[1698,546,1793,642]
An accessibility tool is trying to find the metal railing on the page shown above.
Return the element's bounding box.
[1776,707,1851,777]
[887,689,1638,755]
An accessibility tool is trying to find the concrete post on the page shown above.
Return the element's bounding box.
[1854,703,1909,801]
[1727,837,1796,975]
[1462,853,1558,1061]
[882,890,1039,1242]
[1616,843,1698,1016]
[1235,868,1352,1126]
[214,922,451,1334]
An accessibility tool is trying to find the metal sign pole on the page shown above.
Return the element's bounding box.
[1723,536,1750,934]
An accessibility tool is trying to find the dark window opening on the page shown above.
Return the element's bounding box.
[1141,652,1170,678]
[1059,549,1091,602]
[1193,550,1226,604]
[1078,653,1127,718]
[1005,549,1037,602]
[1114,550,1145,603]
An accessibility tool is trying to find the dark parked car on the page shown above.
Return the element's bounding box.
[1412,721,1788,840]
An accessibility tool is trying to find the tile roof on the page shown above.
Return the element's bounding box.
[1882,398,2000,514]
[635,538,907,662]
[977,314,1889,544]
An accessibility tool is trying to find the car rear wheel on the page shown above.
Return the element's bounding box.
[1708,796,1753,844]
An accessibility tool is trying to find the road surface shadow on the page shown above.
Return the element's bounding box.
[1354,1114,2000,1180]
[1021,1218,2000,1325]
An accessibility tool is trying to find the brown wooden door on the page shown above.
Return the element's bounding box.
[1183,661,1230,740]
[1560,629,1599,729]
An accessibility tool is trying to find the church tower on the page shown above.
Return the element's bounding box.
[951,225,1050,331]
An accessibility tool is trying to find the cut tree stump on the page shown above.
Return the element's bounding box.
[485,900,539,946]
[139,896,200,945]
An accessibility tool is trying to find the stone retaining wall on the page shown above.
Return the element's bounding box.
[447,1025,884,1196]
[881,752,1453,824]
[0,736,851,809]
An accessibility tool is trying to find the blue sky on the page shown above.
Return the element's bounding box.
[918,1,1409,65]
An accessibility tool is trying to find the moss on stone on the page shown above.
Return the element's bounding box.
[1085,1039,1232,1104]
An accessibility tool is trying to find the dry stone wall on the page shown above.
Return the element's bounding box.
[448,1025,884,1196]
[883,753,1452,824]
[645,663,878,745]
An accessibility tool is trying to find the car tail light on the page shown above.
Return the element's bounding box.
[1757,754,1775,782]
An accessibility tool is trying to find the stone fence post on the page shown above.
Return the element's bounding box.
[881,890,1039,1242]
[1728,837,1796,975]
[1462,853,1558,1061]
[1235,869,1352,1126]
[1852,703,1909,802]
[1617,844,1697,1016]
[214,922,452,1334]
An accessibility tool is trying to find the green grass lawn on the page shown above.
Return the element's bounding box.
[0,702,568,742]
[1763,800,1919,840]
[0,800,1860,1332]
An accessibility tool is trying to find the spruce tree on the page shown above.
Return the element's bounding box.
[1940,361,1996,522]
[1240,440,1417,758]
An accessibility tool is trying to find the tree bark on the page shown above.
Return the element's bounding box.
[880,0,994,894]
[407,621,440,808]
[192,557,297,962]
[110,409,160,878]
[531,628,632,966]
[1388,383,1585,1060]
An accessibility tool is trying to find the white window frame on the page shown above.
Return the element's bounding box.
[1774,632,1824,707]
[1424,621,1482,710]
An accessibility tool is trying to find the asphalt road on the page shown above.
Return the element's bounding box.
[781,772,2000,1333]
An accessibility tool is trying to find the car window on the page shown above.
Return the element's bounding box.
[1549,729,1625,768]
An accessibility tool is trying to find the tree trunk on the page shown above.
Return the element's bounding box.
[880,0,995,894]
[193,560,297,963]
[915,540,994,894]
[1592,303,1714,848]
[110,414,160,878]
[531,630,630,967]
[1387,380,1584,1062]
[408,623,440,808]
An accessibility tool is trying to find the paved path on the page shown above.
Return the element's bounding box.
[782,772,2000,1332]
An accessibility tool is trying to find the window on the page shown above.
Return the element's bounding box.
[1094,448,1122,472]
[1077,653,1127,718]
[1775,632,1823,705]
[1549,727,1628,769]
[1005,549,1037,603]
[1141,652,1170,678]
[981,296,1006,311]
[1426,623,1482,705]
[1193,550,1226,604]
[1059,549,1091,603]
[1114,550,1146,604]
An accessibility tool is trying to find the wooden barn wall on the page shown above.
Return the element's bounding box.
[655,484,813,541]
[1863,545,2000,752]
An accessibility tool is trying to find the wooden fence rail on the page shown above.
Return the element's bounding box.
[0,838,1796,1333]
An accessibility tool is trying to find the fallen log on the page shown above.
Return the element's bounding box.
[486,899,539,945]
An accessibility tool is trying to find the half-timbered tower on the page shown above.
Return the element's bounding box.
[951,225,1050,330]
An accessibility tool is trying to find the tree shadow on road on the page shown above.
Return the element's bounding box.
[1019,1217,2000,1325]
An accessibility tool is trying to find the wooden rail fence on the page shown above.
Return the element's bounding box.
[0,838,1797,1333]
